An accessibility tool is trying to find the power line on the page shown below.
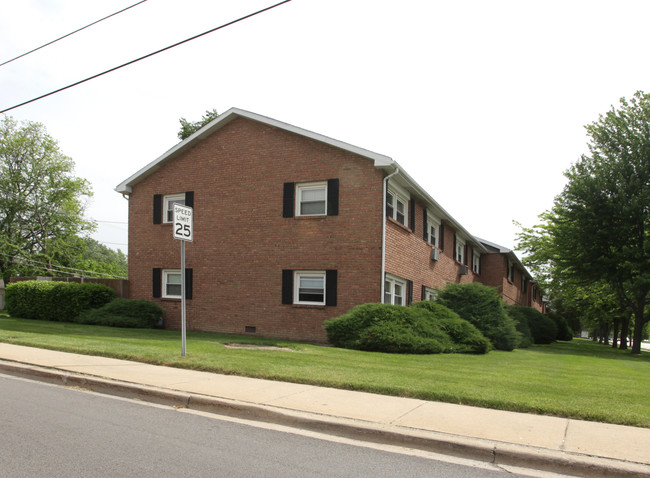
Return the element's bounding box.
[0,0,149,68]
[0,0,293,114]
[1,252,126,279]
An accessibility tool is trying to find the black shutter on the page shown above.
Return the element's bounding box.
[326,270,338,306]
[283,183,294,218]
[409,199,416,232]
[439,224,445,251]
[407,279,413,305]
[152,268,161,298]
[453,234,457,261]
[464,244,468,265]
[478,256,482,275]
[185,268,193,300]
[153,195,162,224]
[185,191,194,209]
[327,179,339,216]
[422,208,428,241]
[470,249,474,271]
[421,284,426,301]
[282,270,293,304]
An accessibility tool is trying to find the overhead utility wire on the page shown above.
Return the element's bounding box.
[0,0,149,68]
[0,0,293,114]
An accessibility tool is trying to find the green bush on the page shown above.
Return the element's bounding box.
[504,305,534,348]
[527,309,559,344]
[546,312,573,341]
[6,280,115,321]
[76,299,165,328]
[324,302,490,354]
[410,301,491,354]
[436,282,521,351]
[324,303,456,354]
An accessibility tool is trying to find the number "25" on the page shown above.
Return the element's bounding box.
[175,223,191,237]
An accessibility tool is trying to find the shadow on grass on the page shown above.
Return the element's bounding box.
[530,338,650,362]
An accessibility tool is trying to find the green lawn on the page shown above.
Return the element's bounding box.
[1,315,648,428]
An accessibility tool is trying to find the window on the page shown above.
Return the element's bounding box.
[456,237,466,263]
[472,252,481,274]
[384,274,406,305]
[164,194,185,223]
[386,187,408,226]
[296,182,327,216]
[291,271,327,305]
[507,261,515,282]
[426,214,440,247]
[163,269,182,298]
[522,276,528,293]
[423,286,438,301]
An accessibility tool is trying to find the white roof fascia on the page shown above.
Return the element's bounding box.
[115,107,394,194]
[390,163,488,253]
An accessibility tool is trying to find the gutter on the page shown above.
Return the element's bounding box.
[380,167,399,302]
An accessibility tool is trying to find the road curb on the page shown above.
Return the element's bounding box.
[1,359,648,478]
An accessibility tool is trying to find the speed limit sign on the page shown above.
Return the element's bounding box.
[173,204,193,242]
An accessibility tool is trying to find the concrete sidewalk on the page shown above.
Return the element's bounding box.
[0,343,648,477]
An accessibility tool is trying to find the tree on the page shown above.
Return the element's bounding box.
[518,91,650,354]
[177,108,219,140]
[0,116,94,281]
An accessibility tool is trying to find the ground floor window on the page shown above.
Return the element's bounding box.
[294,271,326,305]
[423,286,438,301]
[384,274,406,305]
[163,269,182,298]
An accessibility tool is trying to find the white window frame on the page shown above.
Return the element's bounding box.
[426,214,440,247]
[295,182,327,217]
[163,193,185,223]
[386,186,409,226]
[456,237,466,263]
[162,269,182,299]
[294,271,326,305]
[472,252,481,274]
[423,286,438,301]
[384,274,406,305]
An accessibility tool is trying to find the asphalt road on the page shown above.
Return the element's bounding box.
[0,373,526,478]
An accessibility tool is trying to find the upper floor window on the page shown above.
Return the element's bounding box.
[472,252,481,274]
[386,188,408,226]
[426,214,440,247]
[296,182,327,216]
[507,261,515,282]
[164,194,185,223]
[456,237,466,263]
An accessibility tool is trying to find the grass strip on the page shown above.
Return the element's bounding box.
[0,315,648,428]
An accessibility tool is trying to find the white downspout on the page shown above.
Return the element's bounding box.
[381,167,399,302]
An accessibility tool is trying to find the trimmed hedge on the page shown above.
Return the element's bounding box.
[76,299,164,328]
[324,302,490,354]
[5,280,115,321]
[437,282,521,351]
[410,301,491,354]
[504,305,534,348]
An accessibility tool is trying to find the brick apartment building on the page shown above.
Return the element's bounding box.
[116,108,543,343]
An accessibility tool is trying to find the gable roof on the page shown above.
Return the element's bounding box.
[114,107,394,195]
[477,238,533,280]
[115,107,485,251]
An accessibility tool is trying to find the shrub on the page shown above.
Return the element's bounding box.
[410,301,491,354]
[76,299,165,328]
[324,303,456,354]
[436,282,521,351]
[511,306,558,344]
[546,312,573,341]
[504,305,534,348]
[6,280,115,321]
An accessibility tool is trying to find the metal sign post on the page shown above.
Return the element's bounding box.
[173,204,193,356]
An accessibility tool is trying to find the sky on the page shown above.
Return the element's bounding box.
[1,0,649,258]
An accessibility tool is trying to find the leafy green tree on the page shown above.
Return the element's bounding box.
[517,91,650,354]
[0,116,94,281]
[56,236,127,278]
[177,108,219,140]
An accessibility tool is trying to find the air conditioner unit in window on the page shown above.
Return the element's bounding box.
[459,264,469,275]
[431,248,441,261]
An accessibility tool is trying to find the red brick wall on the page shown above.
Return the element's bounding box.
[128,117,385,342]
[384,199,480,302]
